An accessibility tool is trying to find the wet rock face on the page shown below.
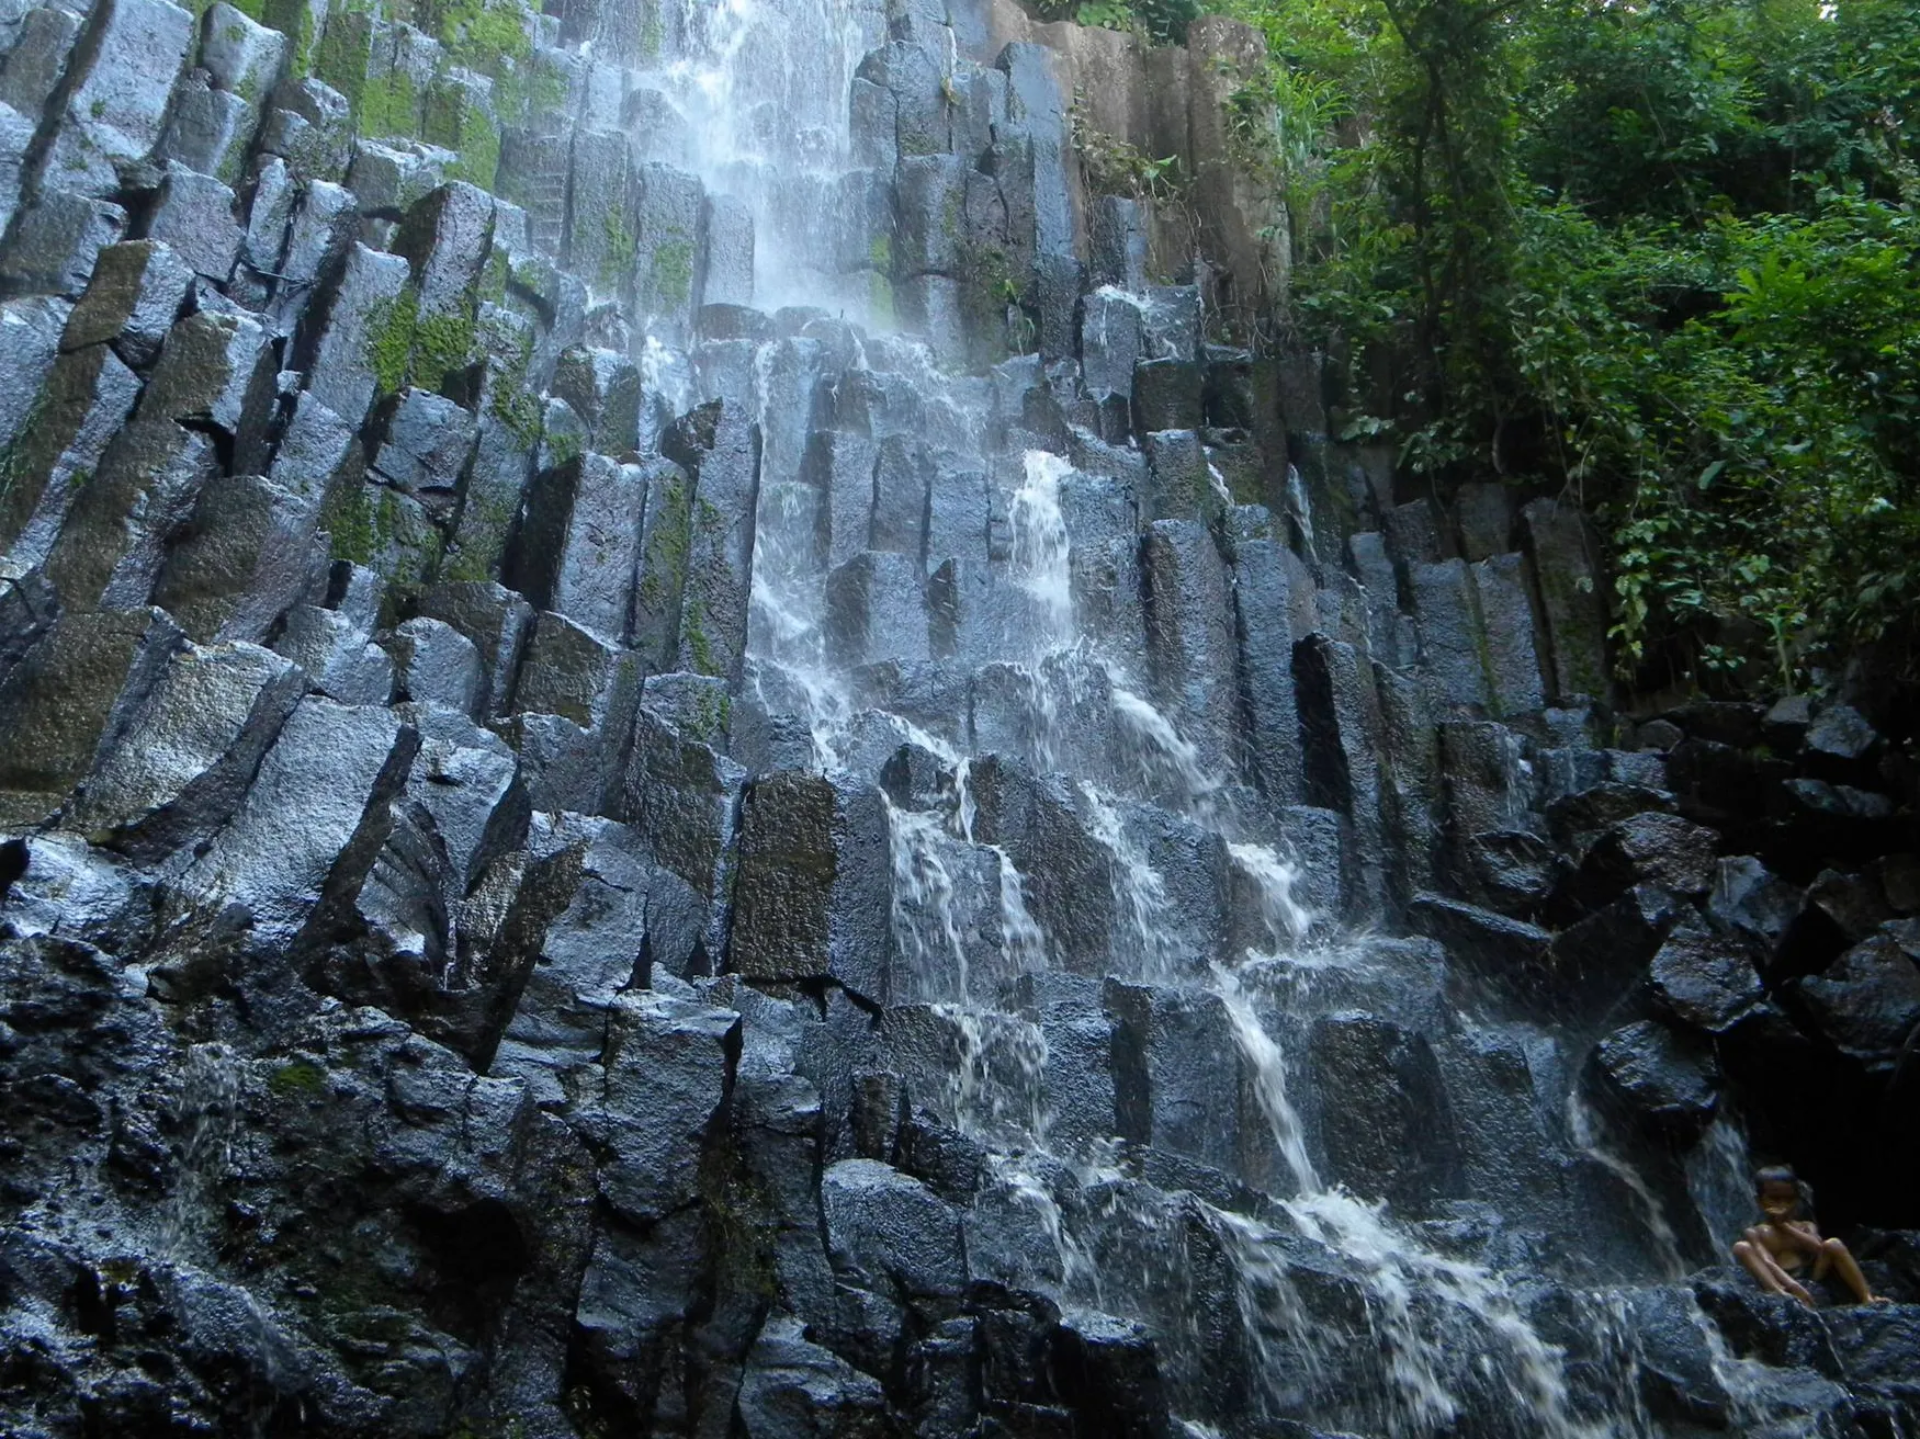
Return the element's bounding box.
[3,0,1919,1434]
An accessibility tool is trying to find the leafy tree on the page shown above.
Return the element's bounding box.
[1193,0,1920,689]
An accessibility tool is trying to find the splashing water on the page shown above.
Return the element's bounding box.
[158,1045,243,1260]
[655,7,1654,1423]
[886,796,974,1003]
[1078,781,1180,979]
[1111,684,1222,809]
[936,1003,1052,1150]
[1206,1205,1326,1416]
[996,849,1049,975]
[985,1152,1105,1300]
[1687,1114,1755,1258]
[1284,463,1317,556]
[1226,841,1314,951]
[637,0,883,311]
[1284,1189,1610,1439]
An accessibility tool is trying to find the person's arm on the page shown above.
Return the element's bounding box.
[1780,1221,1828,1257]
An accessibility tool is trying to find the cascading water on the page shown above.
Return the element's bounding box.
[1008,449,1075,651]
[637,0,882,310]
[620,1,1699,1431]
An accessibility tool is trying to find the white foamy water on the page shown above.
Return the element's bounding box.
[1078,780,1180,979]
[988,1153,1104,1297]
[158,1044,243,1261]
[1111,683,1222,809]
[1210,962,1318,1193]
[1227,840,1314,950]
[1206,1205,1326,1413]
[886,796,974,1001]
[1285,1189,1611,1439]
[935,1002,1051,1150]
[1010,449,1076,650]
[636,0,884,311]
[671,7,1661,1429]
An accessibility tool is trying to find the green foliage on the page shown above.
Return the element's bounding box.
[492,384,543,447]
[545,424,583,468]
[1042,0,1198,42]
[429,0,533,70]
[420,75,502,187]
[357,62,419,137]
[321,479,378,565]
[1218,0,1920,687]
[276,0,318,81]
[682,597,715,674]
[867,270,896,327]
[1074,97,1184,205]
[414,310,477,387]
[443,483,517,580]
[310,9,372,108]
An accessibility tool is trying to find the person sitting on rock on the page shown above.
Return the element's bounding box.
[1732,1165,1889,1307]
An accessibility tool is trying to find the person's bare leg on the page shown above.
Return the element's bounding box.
[1820,1238,1890,1305]
[1735,1236,1815,1306]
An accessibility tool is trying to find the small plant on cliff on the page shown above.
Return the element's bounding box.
[1039,0,1199,42]
[1073,95,1184,206]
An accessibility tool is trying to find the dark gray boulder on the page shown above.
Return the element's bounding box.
[0,607,183,829]
[1579,811,1719,901]
[0,191,128,297]
[1648,919,1764,1034]
[386,617,483,713]
[737,1314,891,1437]
[1308,1010,1462,1210]
[663,399,760,682]
[821,1157,967,1298]
[181,696,417,945]
[726,770,892,1002]
[1594,1020,1720,1140]
[587,993,740,1223]
[62,638,304,862]
[1709,855,1803,961]
[1792,923,1920,1064]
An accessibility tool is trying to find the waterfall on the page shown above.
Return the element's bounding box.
[568,0,1705,1418]
[0,0,1824,1419]
[1009,449,1075,653]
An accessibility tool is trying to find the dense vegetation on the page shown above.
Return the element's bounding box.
[1070,0,1920,693]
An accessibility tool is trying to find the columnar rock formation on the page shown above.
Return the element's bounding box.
[0,0,1916,1434]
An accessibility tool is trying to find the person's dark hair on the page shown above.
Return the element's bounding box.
[1754,1165,1817,1219]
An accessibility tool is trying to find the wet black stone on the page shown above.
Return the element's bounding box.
[1594,1020,1720,1140]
